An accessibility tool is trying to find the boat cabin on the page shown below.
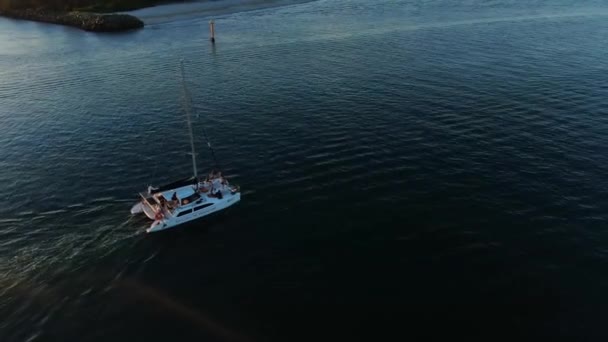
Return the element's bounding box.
[161,186,201,207]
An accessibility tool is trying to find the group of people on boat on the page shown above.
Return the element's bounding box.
[200,169,227,199]
[149,169,236,218]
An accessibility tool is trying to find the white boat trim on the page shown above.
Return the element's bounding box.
[147,185,240,233]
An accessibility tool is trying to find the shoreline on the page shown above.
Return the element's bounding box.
[0,0,314,32]
[0,9,144,32]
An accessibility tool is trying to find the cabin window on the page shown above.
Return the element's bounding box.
[176,209,192,217]
[194,203,214,212]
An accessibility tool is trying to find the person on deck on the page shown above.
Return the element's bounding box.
[207,170,215,181]
[214,187,223,199]
[212,177,221,190]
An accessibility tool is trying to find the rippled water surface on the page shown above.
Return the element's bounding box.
[2,0,608,340]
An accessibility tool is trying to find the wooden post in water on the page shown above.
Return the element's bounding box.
[209,20,216,43]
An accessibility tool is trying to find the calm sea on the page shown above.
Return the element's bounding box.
[1,0,608,340]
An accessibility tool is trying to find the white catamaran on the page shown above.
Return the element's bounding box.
[130,61,241,233]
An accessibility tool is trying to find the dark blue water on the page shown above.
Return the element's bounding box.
[2,0,608,340]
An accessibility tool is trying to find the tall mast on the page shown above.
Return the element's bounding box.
[180,60,198,179]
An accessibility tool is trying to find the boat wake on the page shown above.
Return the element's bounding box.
[127,0,316,24]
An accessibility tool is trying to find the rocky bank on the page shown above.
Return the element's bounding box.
[0,9,144,32]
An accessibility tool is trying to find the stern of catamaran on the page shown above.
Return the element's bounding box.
[142,204,157,220]
[135,193,160,220]
[130,202,144,214]
[148,219,166,233]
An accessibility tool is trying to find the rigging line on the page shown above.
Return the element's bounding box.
[180,60,220,174]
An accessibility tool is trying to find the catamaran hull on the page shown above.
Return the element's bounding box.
[147,192,241,233]
[130,202,143,214]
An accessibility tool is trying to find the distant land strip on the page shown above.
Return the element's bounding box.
[0,0,189,31]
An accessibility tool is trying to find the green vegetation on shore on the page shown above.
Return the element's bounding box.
[0,0,187,13]
[0,0,166,31]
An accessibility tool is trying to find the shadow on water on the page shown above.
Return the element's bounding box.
[1,275,254,342]
[1,208,250,342]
